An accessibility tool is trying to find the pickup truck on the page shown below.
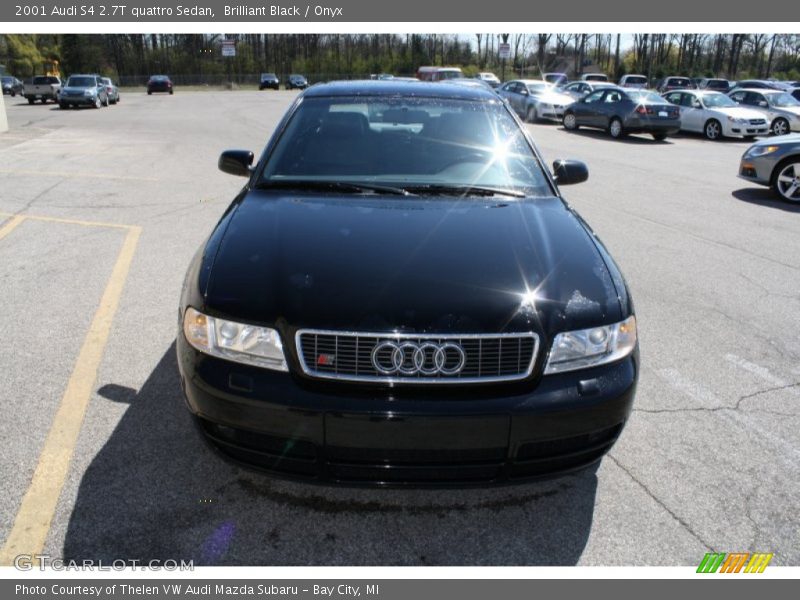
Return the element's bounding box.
[23,76,62,104]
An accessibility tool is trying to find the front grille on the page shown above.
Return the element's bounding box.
[749,118,767,125]
[296,329,539,384]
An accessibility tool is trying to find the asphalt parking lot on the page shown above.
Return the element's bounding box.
[0,90,798,566]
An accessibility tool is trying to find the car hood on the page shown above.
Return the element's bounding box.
[203,192,623,339]
[712,106,768,120]
[537,93,574,104]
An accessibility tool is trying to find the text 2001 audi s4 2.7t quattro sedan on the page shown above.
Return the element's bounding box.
[178,81,639,486]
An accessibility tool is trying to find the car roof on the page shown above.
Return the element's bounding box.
[731,88,780,93]
[303,80,499,101]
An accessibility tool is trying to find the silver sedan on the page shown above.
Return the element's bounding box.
[739,134,800,202]
[498,80,575,123]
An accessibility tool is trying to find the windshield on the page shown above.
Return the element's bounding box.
[765,92,800,107]
[67,77,97,88]
[526,82,551,94]
[259,96,550,195]
[438,70,464,80]
[1,77,12,84]
[702,93,736,108]
[624,76,647,84]
[627,90,665,103]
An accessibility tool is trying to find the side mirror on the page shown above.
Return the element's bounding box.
[218,150,254,177]
[552,159,589,186]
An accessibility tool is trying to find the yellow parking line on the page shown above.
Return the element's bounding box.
[0,215,26,240]
[0,211,131,230]
[0,168,158,182]
[0,225,142,565]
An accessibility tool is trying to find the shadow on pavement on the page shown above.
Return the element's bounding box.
[559,127,674,145]
[732,187,800,213]
[63,342,599,565]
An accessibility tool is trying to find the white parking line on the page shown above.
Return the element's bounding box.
[656,367,722,406]
[724,353,788,387]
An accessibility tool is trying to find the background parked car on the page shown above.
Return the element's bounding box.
[655,76,695,93]
[728,88,800,135]
[543,72,568,86]
[416,66,464,81]
[475,72,501,88]
[23,75,61,104]
[2,76,23,96]
[739,135,800,202]
[618,74,649,89]
[697,78,731,92]
[790,87,800,102]
[662,90,768,140]
[729,79,785,93]
[445,78,496,92]
[147,75,173,95]
[562,87,680,140]
[581,73,609,82]
[286,74,309,89]
[561,80,616,100]
[259,73,279,90]
[498,79,574,122]
[58,74,109,109]
[100,77,120,104]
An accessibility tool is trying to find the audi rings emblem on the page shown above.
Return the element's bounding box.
[371,340,467,376]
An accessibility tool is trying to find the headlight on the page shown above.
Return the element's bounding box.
[745,145,780,158]
[182,307,288,371]
[544,316,637,375]
[84,89,95,96]
[727,116,746,124]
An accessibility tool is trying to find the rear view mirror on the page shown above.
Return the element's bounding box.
[219,150,254,177]
[552,159,589,186]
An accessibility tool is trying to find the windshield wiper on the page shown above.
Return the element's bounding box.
[402,184,526,198]
[254,180,414,196]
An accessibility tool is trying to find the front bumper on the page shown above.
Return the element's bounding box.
[738,155,776,185]
[726,122,769,137]
[538,104,566,121]
[178,335,638,487]
[60,95,98,106]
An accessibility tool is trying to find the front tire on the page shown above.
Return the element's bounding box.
[772,159,800,203]
[609,117,625,139]
[563,112,578,130]
[772,118,790,136]
[652,132,668,141]
[526,105,538,123]
[59,102,68,110]
[27,97,34,105]
[704,119,722,140]
[94,96,102,109]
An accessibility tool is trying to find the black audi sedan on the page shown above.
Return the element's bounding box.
[178,80,639,486]
[563,87,680,140]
